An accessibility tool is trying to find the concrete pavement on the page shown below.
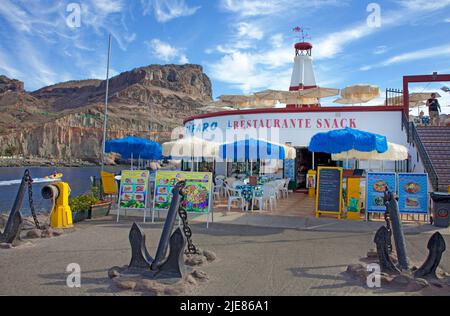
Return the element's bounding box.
[0,216,449,296]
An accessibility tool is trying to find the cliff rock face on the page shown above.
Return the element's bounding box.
[0,65,212,162]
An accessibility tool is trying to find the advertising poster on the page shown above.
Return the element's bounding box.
[306,173,316,189]
[366,172,396,213]
[284,160,296,181]
[153,171,212,214]
[118,170,149,209]
[398,173,428,214]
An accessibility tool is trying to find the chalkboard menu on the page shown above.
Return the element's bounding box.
[316,167,343,218]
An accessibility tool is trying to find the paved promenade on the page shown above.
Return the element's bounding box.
[0,213,449,296]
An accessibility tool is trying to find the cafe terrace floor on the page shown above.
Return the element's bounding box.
[111,192,447,235]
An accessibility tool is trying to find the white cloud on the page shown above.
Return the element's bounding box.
[220,0,345,17]
[0,0,136,89]
[270,34,284,48]
[179,54,189,64]
[208,50,293,93]
[397,0,450,11]
[383,44,450,66]
[93,0,124,15]
[220,0,284,17]
[374,45,388,55]
[141,0,200,23]
[314,23,376,60]
[0,48,23,79]
[236,22,264,40]
[361,44,450,71]
[147,39,189,64]
[445,18,450,23]
[0,0,32,32]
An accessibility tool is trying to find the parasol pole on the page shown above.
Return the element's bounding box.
[312,152,315,170]
[101,34,112,171]
[131,152,134,170]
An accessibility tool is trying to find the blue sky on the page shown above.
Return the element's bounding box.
[0,0,449,110]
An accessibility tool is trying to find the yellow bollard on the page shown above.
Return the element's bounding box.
[43,182,73,229]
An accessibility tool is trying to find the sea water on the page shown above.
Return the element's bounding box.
[0,167,125,215]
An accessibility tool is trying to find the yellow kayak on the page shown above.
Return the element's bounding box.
[45,173,63,180]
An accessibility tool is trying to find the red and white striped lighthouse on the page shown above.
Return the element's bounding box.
[289,41,317,91]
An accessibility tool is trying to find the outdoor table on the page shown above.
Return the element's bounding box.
[236,184,264,211]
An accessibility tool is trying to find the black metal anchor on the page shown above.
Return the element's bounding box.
[124,180,191,280]
[0,170,30,244]
[374,190,447,277]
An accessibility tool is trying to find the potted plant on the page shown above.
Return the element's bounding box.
[88,186,112,219]
[69,193,98,223]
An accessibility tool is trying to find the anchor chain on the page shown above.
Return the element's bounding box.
[178,187,198,255]
[24,170,41,230]
[384,207,393,253]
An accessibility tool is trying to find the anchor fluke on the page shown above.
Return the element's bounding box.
[374,226,401,274]
[414,232,446,279]
[129,222,153,269]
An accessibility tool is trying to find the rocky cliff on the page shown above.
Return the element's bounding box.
[0,65,212,163]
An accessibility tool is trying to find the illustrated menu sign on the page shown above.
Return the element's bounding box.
[118,170,149,209]
[398,173,428,214]
[316,167,343,218]
[366,172,396,213]
[153,171,212,214]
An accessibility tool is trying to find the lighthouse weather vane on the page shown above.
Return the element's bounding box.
[293,26,311,42]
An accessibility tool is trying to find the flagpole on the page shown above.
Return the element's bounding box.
[101,34,112,171]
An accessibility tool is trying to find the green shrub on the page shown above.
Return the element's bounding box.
[69,192,100,213]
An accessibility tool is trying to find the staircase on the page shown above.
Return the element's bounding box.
[415,126,450,192]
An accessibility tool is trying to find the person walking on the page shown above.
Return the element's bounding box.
[426,93,441,126]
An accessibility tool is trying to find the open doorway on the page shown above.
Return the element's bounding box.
[295,148,336,189]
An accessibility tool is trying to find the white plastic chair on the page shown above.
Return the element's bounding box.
[280,179,290,198]
[215,178,225,197]
[251,185,276,212]
[225,184,245,212]
[212,183,221,203]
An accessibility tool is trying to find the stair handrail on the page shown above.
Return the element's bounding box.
[401,112,412,143]
[409,121,440,191]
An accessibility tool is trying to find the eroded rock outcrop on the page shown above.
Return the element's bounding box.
[0,64,212,162]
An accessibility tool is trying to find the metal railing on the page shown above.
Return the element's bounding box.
[409,118,440,191]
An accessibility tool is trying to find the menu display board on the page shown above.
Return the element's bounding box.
[366,172,396,213]
[153,171,212,214]
[398,173,428,214]
[118,170,150,209]
[315,167,343,218]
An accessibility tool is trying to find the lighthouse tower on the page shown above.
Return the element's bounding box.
[289,41,317,91]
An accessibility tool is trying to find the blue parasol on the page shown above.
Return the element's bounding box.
[105,136,162,160]
[308,128,388,154]
[219,138,286,161]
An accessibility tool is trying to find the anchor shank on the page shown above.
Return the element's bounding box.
[385,191,409,271]
[151,181,186,271]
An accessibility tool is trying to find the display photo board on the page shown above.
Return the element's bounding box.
[118,170,150,210]
[397,173,428,214]
[316,167,343,218]
[366,172,396,213]
[153,171,212,214]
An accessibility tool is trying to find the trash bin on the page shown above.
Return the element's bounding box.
[430,193,450,228]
